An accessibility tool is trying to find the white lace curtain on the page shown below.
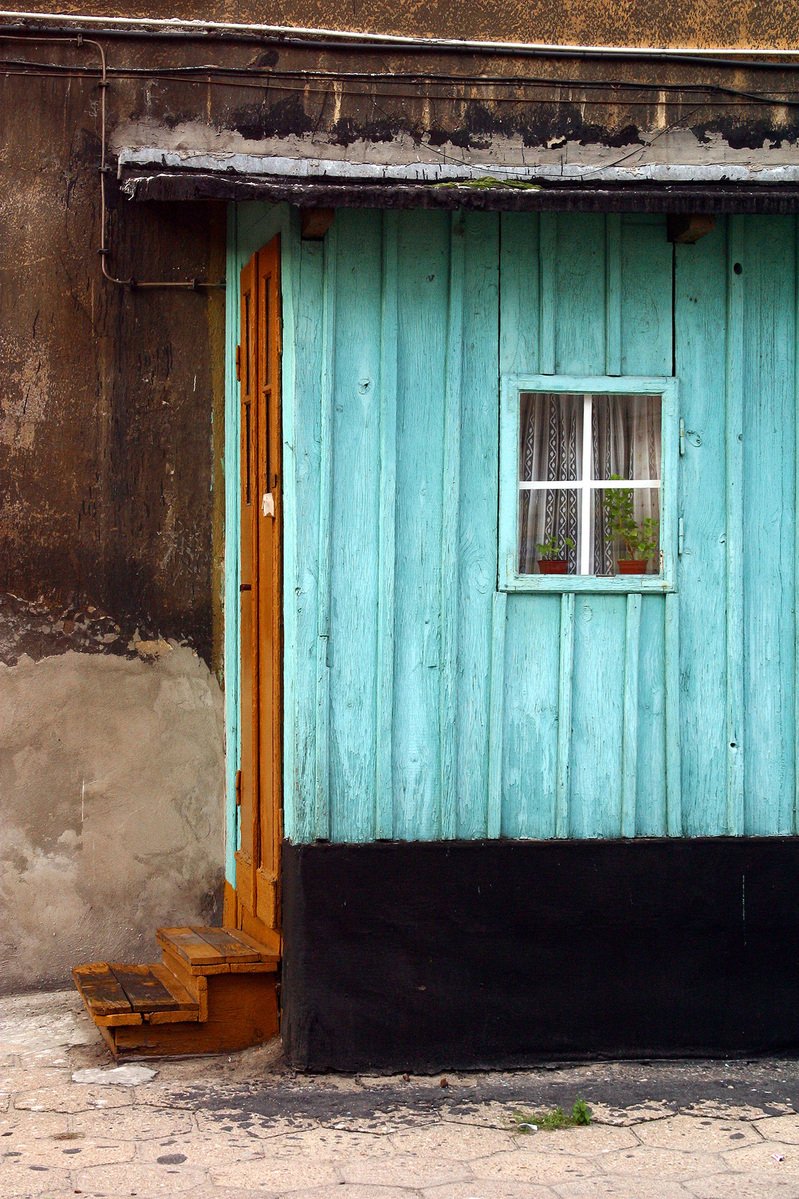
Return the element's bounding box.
[519,392,661,574]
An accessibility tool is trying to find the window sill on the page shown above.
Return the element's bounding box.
[499,574,675,595]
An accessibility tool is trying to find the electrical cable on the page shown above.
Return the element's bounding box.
[3,53,799,109]
[0,31,225,289]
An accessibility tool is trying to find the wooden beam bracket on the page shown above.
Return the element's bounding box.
[667,214,716,244]
[301,208,335,241]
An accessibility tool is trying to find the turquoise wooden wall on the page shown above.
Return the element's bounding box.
[227,205,799,849]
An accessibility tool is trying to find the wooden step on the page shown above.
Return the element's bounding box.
[73,926,281,1060]
[156,925,280,974]
[72,962,199,1028]
[110,969,279,1059]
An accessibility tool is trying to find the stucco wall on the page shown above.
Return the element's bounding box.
[0,604,224,994]
[5,0,799,49]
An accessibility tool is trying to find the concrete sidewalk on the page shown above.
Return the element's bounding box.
[2,992,799,1198]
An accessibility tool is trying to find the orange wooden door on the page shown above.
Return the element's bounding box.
[234,236,282,945]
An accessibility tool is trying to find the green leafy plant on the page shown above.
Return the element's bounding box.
[604,476,659,561]
[536,533,575,561]
[512,1099,592,1133]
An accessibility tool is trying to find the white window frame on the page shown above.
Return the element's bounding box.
[499,373,678,594]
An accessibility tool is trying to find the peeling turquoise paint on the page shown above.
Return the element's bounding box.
[225,206,799,850]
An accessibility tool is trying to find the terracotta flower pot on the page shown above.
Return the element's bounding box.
[618,559,648,574]
[539,559,569,575]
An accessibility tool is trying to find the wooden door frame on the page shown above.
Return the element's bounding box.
[224,231,283,952]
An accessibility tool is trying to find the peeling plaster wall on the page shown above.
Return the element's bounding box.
[0,636,224,994]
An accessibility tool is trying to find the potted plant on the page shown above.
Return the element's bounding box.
[536,533,575,574]
[604,477,659,574]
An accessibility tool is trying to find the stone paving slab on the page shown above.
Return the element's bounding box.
[3,991,799,1197]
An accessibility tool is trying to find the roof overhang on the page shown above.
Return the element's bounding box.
[118,149,799,214]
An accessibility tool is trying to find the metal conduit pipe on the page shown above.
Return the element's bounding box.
[0,30,225,289]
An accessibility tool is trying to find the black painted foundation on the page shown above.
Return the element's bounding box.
[281,838,799,1072]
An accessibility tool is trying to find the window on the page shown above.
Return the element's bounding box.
[499,375,677,592]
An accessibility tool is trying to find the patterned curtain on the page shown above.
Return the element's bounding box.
[518,392,661,574]
[590,394,661,573]
[518,393,581,573]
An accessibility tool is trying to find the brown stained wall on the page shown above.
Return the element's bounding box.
[5,0,799,49]
[1,58,226,666]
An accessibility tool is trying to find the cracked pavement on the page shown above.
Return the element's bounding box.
[3,992,799,1197]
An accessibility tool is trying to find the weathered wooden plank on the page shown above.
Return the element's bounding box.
[555,213,606,375]
[328,209,382,843]
[190,926,262,962]
[635,595,667,836]
[664,591,683,836]
[621,214,673,377]
[96,1022,122,1055]
[439,214,465,841]
[159,948,207,1018]
[392,210,449,839]
[555,593,576,838]
[230,924,281,957]
[486,590,507,839]
[725,215,745,835]
[286,236,324,843]
[277,208,302,853]
[538,213,556,373]
[313,220,337,842]
[72,963,134,1018]
[456,212,500,838]
[741,216,796,834]
[605,213,622,376]
[499,212,539,378]
[157,927,228,970]
[487,212,538,839]
[497,213,538,593]
[621,593,641,837]
[375,210,399,839]
[569,596,626,837]
[502,595,560,839]
[674,222,728,835]
[149,963,200,1022]
[108,963,184,1013]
